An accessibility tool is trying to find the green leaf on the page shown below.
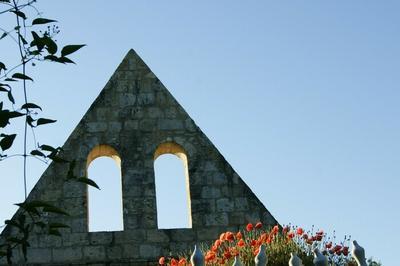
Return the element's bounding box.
[32,18,57,25]
[11,10,27,20]
[0,62,6,71]
[49,223,69,229]
[21,103,42,111]
[12,73,33,81]
[16,200,53,209]
[36,118,56,126]
[7,91,14,104]
[42,36,57,54]
[39,144,57,152]
[0,108,24,127]
[0,32,7,40]
[19,34,27,45]
[58,56,75,64]
[42,206,69,216]
[30,149,46,157]
[61,44,86,57]
[77,177,100,190]
[48,153,68,163]
[27,115,35,127]
[30,31,44,51]
[44,55,75,64]
[0,134,16,151]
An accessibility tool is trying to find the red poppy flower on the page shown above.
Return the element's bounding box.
[159,257,165,265]
[296,227,304,235]
[223,250,232,259]
[287,231,295,239]
[205,251,216,262]
[325,242,332,249]
[237,239,245,247]
[246,223,254,232]
[170,258,178,266]
[255,222,263,229]
[178,258,187,266]
[236,231,242,239]
[225,231,235,242]
[282,226,289,235]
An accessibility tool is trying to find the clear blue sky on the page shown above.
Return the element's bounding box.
[1,1,399,264]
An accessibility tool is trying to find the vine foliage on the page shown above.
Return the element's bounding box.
[0,0,98,263]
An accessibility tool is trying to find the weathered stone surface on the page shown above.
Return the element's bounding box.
[0,49,278,265]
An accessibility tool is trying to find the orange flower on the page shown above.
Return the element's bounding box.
[219,232,226,242]
[246,223,253,232]
[259,233,268,242]
[170,258,178,266]
[223,249,232,259]
[255,222,263,229]
[214,239,222,248]
[296,227,304,235]
[178,258,187,266]
[236,231,242,239]
[272,225,279,234]
[205,251,216,262]
[250,239,257,246]
[225,231,235,242]
[229,247,239,256]
[237,239,245,247]
[253,246,260,256]
[159,257,165,265]
[287,231,295,239]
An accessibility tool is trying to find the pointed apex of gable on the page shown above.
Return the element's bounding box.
[109,48,153,76]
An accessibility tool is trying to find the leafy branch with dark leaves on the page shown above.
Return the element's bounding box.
[0,0,97,263]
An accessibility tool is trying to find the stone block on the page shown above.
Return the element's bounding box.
[139,244,161,259]
[87,122,107,132]
[146,230,170,242]
[234,197,249,211]
[169,229,195,242]
[216,198,234,212]
[62,233,89,246]
[106,245,123,259]
[205,212,229,226]
[90,232,113,245]
[158,119,184,130]
[109,121,122,132]
[201,186,221,198]
[53,246,82,262]
[124,120,139,130]
[26,248,52,264]
[83,246,106,260]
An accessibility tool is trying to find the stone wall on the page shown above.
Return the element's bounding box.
[0,50,277,265]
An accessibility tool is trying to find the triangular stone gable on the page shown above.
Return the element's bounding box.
[0,49,277,265]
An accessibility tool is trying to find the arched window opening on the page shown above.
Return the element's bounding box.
[87,145,123,232]
[154,142,192,229]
